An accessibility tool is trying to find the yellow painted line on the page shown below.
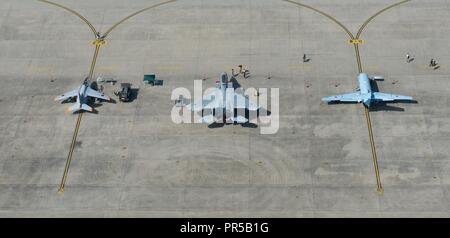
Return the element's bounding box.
[349,39,364,45]
[354,44,363,74]
[92,39,107,46]
[102,0,178,38]
[38,0,98,37]
[283,0,355,39]
[58,113,83,193]
[59,44,102,193]
[364,106,383,194]
[356,0,412,39]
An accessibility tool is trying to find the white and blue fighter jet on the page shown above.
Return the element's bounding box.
[322,73,413,107]
[55,79,112,113]
[187,72,259,124]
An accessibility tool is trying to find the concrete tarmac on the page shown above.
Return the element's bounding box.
[0,0,450,217]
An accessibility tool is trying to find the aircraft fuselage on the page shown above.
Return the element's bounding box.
[75,82,89,109]
[358,73,374,107]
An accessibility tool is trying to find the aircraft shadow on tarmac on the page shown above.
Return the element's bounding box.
[229,76,241,89]
[78,98,117,114]
[326,99,418,112]
[369,79,418,112]
[207,121,259,129]
[206,109,270,129]
[129,88,140,102]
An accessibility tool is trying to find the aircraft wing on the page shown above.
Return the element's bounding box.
[322,92,362,103]
[372,92,413,102]
[233,94,259,110]
[187,90,222,111]
[85,87,111,101]
[55,89,78,102]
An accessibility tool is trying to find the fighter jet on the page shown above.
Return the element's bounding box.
[55,79,112,113]
[322,73,413,107]
[187,72,259,124]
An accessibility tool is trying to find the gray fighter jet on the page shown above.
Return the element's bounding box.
[55,79,112,113]
[187,72,259,124]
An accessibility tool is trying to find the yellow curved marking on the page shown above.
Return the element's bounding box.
[357,0,412,39]
[349,39,364,45]
[103,0,177,38]
[283,0,355,40]
[92,39,107,46]
[38,0,98,37]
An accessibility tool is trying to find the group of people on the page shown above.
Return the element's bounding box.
[302,52,441,70]
[407,53,440,69]
[429,59,438,68]
[231,65,250,79]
